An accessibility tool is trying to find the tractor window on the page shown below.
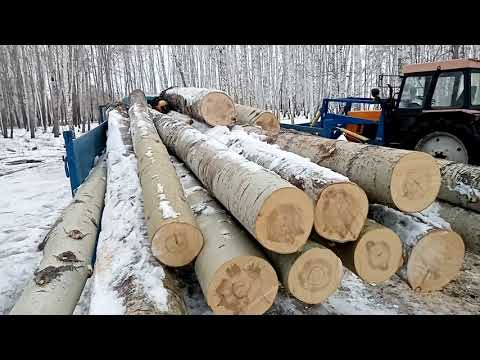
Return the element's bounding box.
[471,71,480,106]
[431,71,465,108]
[399,75,431,109]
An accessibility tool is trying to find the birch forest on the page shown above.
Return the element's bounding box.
[1,44,479,138]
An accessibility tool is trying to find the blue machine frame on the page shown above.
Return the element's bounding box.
[63,121,108,196]
[280,97,386,145]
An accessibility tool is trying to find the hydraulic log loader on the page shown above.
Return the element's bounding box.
[283,58,480,165]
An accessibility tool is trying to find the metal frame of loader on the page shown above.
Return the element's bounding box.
[280,97,386,145]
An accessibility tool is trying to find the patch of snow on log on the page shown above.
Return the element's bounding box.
[89,110,170,314]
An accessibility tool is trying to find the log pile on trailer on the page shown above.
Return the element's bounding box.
[13,85,479,315]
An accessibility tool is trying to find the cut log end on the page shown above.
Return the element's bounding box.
[288,247,343,304]
[354,225,403,284]
[255,187,314,254]
[314,182,369,242]
[254,113,280,134]
[407,230,465,292]
[391,152,441,213]
[200,92,236,126]
[151,222,204,267]
[206,256,279,315]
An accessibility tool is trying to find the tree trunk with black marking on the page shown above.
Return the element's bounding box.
[10,159,107,315]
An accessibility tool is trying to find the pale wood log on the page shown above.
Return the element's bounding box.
[266,241,343,304]
[163,87,236,126]
[243,126,441,213]
[153,113,314,254]
[10,159,107,315]
[235,103,280,134]
[172,157,279,315]
[89,108,186,315]
[204,124,368,243]
[370,204,465,292]
[129,89,203,267]
[421,200,480,256]
[313,220,403,284]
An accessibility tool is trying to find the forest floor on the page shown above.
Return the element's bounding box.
[0,125,479,315]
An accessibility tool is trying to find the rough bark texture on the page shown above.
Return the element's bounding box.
[89,107,186,315]
[244,127,441,213]
[266,241,343,304]
[171,157,279,315]
[234,103,280,134]
[10,159,107,315]
[369,204,465,292]
[422,200,480,256]
[204,124,368,242]
[163,87,236,126]
[437,159,480,213]
[313,219,403,285]
[153,113,314,254]
[129,89,203,267]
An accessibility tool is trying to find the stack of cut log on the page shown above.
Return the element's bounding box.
[129,87,470,314]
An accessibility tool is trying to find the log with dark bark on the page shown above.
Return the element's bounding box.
[437,159,480,213]
[204,124,369,243]
[370,204,465,292]
[243,126,441,213]
[235,103,280,134]
[313,220,403,284]
[172,157,279,315]
[153,113,314,254]
[10,159,107,315]
[129,89,203,267]
[266,241,343,304]
[163,87,236,126]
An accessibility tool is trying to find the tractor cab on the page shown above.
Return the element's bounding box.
[389,59,480,164]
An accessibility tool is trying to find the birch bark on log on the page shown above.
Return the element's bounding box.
[129,90,203,267]
[89,107,186,315]
[369,204,464,292]
[162,87,236,126]
[312,219,403,284]
[171,157,279,315]
[244,127,441,213]
[153,113,314,254]
[437,159,480,213]
[10,159,107,315]
[266,241,343,304]
[204,124,369,243]
[234,104,280,134]
[421,200,480,256]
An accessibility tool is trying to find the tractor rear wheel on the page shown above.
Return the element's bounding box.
[414,131,469,163]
